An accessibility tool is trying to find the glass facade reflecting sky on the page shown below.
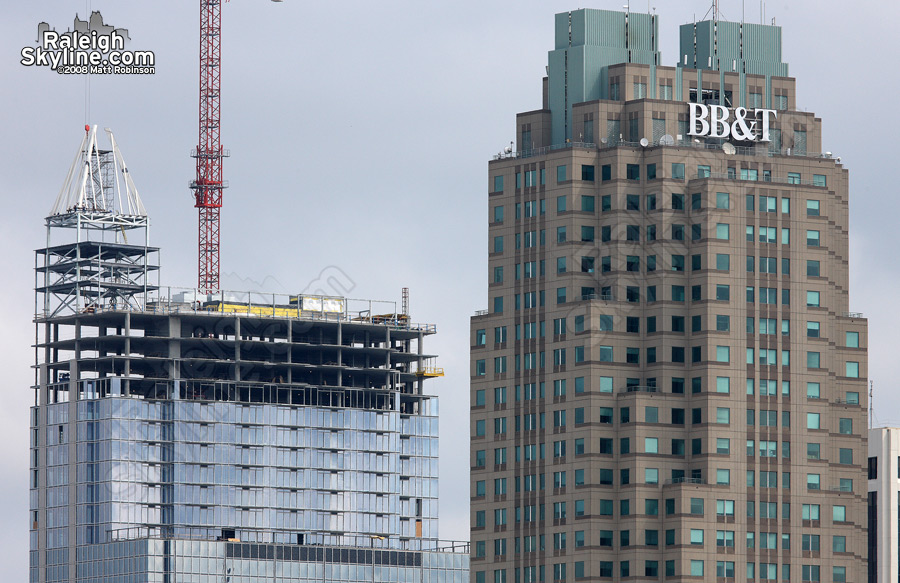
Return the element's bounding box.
[34,395,440,582]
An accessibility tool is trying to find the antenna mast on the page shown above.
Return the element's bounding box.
[870,380,874,429]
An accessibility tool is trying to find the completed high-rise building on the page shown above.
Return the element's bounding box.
[867,427,899,583]
[471,9,867,583]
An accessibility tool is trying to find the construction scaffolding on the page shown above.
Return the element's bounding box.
[37,126,158,318]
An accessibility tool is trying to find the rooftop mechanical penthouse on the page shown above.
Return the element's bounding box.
[471,9,867,583]
[30,126,467,583]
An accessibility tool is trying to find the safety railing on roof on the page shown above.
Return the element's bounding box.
[696,171,827,187]
[493,142,597,160]
[581,293,616,302]
[47,286,437,333]
[107,526,470,554]
[494,138,840,163]
[664,477,706,486]
[835,397,862,406]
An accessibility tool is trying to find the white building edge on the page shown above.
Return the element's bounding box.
[868,427,899,583]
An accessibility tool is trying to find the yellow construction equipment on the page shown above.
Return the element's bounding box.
[416,367,444,378]
[416,359,444,378]
[202,300,298,318]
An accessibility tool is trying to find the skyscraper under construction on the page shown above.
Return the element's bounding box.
[471,9,867,582]
[30,126,468,582]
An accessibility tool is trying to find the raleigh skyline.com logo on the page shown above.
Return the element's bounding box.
[20,11,155,75]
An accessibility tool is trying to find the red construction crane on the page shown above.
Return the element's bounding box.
[191,0,282,294]
[191,0,226,294]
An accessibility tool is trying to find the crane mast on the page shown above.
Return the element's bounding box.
[191,0,227,294]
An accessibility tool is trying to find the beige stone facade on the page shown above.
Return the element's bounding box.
[470,62,868,583]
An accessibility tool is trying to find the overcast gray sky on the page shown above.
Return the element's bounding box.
[2,0,898,579]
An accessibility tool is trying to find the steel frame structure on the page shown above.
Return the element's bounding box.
[35,237,159,318]
[39,127,158,318]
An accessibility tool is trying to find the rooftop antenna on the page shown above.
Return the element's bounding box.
[83,2,92,128]
[701,0,730,24]
[870,380,874,429]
